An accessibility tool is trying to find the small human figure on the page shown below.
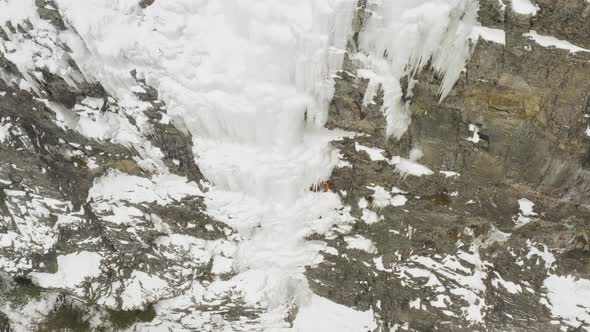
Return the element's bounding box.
[323,182,330,192]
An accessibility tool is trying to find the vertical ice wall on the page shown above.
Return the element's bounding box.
[56,0,356,202]
[54,0,367,328]
[356,0,479,138]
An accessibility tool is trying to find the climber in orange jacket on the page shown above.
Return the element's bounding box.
[309,181,330,192]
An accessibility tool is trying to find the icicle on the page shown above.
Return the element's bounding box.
[356,0,479,139]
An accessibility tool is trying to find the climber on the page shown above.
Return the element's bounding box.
[309,182,330,192]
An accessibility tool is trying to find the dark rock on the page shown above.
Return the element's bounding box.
[139,0,155,9]
[35,0,67,30]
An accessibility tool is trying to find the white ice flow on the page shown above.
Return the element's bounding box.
[55,0,375,328]
[53,0,476,329]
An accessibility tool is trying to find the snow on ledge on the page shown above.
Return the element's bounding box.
[354,142,387,162]
[293,295,377,332]
[344,235,378,254]
[470,26,506,45]
[510,0,539,15]
[29,251,102,290]
[440,170,461,178]
[88,170,203,206]
[120,271,170,311]
[523,30,590,54]
[518,198,536,216]
[390,156,434,178]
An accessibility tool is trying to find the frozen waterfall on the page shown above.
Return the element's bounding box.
[53,0,478,329]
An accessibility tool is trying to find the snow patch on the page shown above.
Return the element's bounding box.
[0,122,11,143]
[29,251,102,289]
[366,185,408,208]
[544,274,590,330]
[120,271,170,311]
[524,30,590,54]
[510,0,539,15]
[87,170,203,226]
[404,246,490,323]
[211,256,234,275]
[466,123,481,143]
[88,170,202,206]
[391,195,408,207]
[440,170,461,178]
[510,0,540,16]
[514,198,537,228]
[344,235,378,254]
[361,208,383,224]
[491,271,522,294]
[354,142,387,161]
[526,241,555,269]
[518,198,536,216]
[470,26,506,45]
[391,156,434,177]
[293,295,377,332]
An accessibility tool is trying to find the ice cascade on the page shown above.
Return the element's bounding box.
[357,0,479,138]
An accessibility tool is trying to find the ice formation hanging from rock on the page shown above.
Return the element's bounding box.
[356,0,479,138]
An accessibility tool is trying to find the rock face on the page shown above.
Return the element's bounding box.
[308,0,590,331]
[1,0,590,331]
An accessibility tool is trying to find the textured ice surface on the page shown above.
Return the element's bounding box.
[54,0,370,327]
